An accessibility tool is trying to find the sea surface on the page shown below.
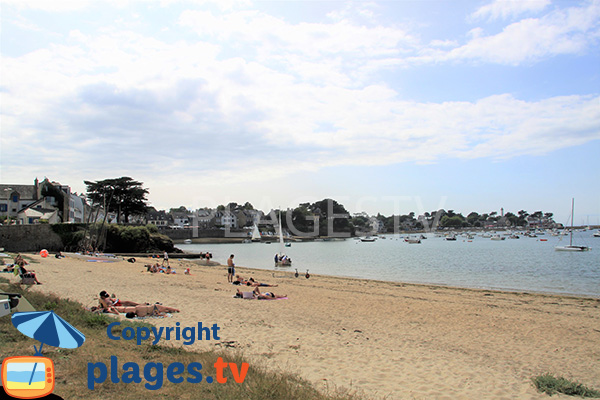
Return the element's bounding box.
[178,231,600,297]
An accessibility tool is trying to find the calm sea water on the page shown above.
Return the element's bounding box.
[178,231,600,297]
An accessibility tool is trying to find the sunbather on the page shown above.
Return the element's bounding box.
[235,289,256,299]
[14,254,27,267]
[245,277,277,287]
[98,290,140,312]
[18,264,42,284]
[253,287,286,299]
[118,304,180,317]
[233,276,277,287]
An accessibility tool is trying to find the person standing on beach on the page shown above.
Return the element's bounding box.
[162,251,170,267]
[227,254,235,283]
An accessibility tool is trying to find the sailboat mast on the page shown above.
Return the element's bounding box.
[570,198,574,246]
[278,210,284,256]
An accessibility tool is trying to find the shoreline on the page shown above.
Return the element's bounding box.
[9,253,600,399]
[186,257,600,301]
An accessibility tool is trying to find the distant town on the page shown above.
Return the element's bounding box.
[0,177,574,237]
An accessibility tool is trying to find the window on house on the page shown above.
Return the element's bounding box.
[0,204,7,212]
[12,195,18,202]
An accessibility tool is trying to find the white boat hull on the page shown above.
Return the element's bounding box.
[555,246,590,252]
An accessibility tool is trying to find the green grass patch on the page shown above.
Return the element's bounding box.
[533,373,600,397]
[0,282,365,400]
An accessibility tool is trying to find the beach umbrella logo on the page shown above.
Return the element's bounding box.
[11,311,85,355]
[1,311,85,399]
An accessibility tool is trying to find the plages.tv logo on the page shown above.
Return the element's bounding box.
[1,306,85,400]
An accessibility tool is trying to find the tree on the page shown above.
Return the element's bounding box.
[85,177,149,224]
[440,215,466,228]
[308,199,351,236]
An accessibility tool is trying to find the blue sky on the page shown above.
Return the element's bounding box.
[1,0,599,224]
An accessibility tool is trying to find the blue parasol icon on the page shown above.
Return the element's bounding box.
[11,311,86,356]
[10,311,85,389]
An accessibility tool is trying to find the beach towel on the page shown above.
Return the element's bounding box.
[127,313,173,319]
[258,297,288,300]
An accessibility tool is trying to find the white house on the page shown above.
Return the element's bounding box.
[0,180,40,222]
[216,210,237,228]
[17,198,61,224]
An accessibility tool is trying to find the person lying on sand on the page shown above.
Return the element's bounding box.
[253,287,286,299]
[99,290,141,313]
[233,276,277,287]
[119,304,180,317]
[90,304,180,316]
[245,279,278,287]
[145,263,160,273]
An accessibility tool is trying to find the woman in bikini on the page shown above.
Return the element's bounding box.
[98,290,140,313]
[252,287,286,299]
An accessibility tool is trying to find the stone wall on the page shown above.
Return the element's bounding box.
[0,224,63,252]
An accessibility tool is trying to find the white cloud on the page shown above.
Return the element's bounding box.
[1,0,599,203]
[435,1,600,65]
[471,0,551,21]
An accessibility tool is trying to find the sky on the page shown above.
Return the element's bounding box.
[1,0,599,225]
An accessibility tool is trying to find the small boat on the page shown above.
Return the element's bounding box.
[445,235,457,241]
[404,237,421,244]
[251,224,261,242]
[183,239,192,244]
[556,199,590,252]
[360,236,377,242]
[490,235,505,241]
[593,231,600,238]
[275,211,292,266]
[285,242,291,247]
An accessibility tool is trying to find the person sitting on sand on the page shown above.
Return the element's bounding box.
[98,290,140,313]
[17,263,42,284]
[14,254,28,267]
[165,265,176,274]
[253,287,286,299]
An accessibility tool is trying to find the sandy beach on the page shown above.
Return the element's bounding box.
[8,253,600,399]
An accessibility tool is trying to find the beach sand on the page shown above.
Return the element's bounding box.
[10,254,600,399]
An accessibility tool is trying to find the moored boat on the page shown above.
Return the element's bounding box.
[555,199,590,252]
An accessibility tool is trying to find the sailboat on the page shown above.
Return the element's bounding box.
[275,211,292,266]
[251,224,261,242]
[555,199,590,252]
